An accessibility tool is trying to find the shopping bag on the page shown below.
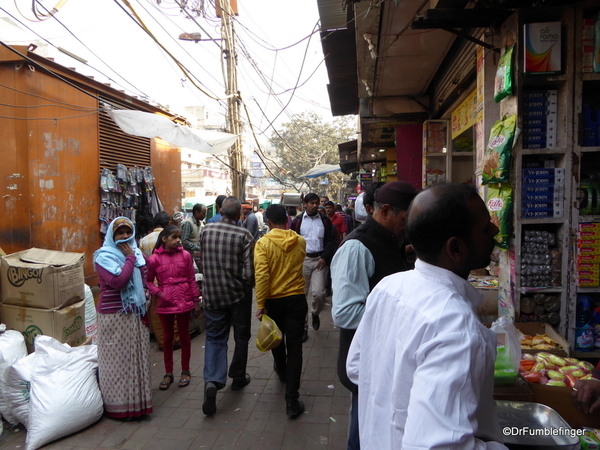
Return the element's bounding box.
[256,314,282,352]
[491,316,523,385]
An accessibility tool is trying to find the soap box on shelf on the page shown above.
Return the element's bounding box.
[0,248,85,310]
[578,254,600,263]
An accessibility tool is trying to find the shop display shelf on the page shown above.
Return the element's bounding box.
[582,72,600,81]
[521,218,566,225]
[579,215,600,223]
[576,287,600,293]
[580,146,600,153]
[521,148,568,155]
[519,287,565,294]
[572,350,600,359]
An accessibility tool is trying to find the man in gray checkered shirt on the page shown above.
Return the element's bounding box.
[198,196,255,416]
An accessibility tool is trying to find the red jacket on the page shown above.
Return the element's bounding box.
[146,246,200,314]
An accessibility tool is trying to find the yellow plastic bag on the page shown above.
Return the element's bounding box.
[256,314,282,352]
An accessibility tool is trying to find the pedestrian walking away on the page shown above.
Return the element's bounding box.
[254,204,308,418]
[291,193,337,342]
[198,196,255,415]
[146,225,201,391]
[346,183,507,449]
[93,217,153,420]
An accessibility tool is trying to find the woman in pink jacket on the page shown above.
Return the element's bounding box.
[146,225,201,390]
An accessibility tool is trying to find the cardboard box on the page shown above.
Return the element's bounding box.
[1,248,84,309]
[515,322,570,356]
[1,300,86,351]
[528,383,600,428]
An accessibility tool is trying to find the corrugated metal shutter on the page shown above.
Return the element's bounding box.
[431,28,484,116]
[99,95,151,169]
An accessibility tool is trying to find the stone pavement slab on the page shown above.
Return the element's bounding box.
[0,301,351,449]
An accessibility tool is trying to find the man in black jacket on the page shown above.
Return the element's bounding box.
[331,181,417,450]
[291,193,338,342]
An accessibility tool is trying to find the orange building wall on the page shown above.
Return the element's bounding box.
[0,60,182,286]
[151,139,182,218]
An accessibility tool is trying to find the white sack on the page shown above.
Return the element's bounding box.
[0,328,28,424]
[25,336,103,450]
[84,284,98,345]
[1,352,36,427]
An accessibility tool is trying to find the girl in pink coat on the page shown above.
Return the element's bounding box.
[146,225,201,389]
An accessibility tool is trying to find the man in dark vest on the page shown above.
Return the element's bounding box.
[331,181,417,450]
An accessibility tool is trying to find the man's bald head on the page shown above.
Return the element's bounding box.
[406,183,481,265]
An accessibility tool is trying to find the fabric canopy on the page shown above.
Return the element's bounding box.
[301,164,341,178]
[107,109,238,155]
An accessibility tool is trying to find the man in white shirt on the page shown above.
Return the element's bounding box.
[291,193,338,342]
[347,183,507,450]
[331,181,417,450]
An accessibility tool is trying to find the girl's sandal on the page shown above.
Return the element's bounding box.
[178,371,191,388]
[159,373,174,390]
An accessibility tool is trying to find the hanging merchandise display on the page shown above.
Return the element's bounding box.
[99,165,157,238]
[481,114,517,185]
[494,45,515,103]
[486,183,513,250]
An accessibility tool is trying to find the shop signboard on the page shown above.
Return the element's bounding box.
[359,172,372,190]
[451,90,481,140]
[524,22,562,74]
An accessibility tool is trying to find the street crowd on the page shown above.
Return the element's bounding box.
[93,182,600,450]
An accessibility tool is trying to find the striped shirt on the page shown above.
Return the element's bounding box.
[198,218,255,310]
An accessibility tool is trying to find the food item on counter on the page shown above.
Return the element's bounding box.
[518,354,597,387]
[520,333,562,351]
[580,360,596,372]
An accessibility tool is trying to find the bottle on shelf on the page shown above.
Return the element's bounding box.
[575,294,594,351]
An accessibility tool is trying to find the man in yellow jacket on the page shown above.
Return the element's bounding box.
[254,204,307,418]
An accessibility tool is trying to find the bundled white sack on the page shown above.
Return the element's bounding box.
[25,336,103,450]
[0,325,28,424]
[84,284,98,344]
[2,353,36,427]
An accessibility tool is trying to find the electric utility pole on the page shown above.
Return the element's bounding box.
[217,0,245,200]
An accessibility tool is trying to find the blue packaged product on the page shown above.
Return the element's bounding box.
[522,185,556,194]
[523,118,546,127]
[522,101,558,111]
[523,90,558,100]
[524,109,557,118]
[522,193,561,202]
[522,209,558,218]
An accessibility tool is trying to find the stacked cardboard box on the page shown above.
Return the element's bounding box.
[521,167,565,218]
[578,223,600,287]
[522,90,557,150]
[0,248,86,351]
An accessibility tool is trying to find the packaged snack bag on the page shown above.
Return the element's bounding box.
[482,115,517,184]
[494,44,515,102]
[486,183,513,249]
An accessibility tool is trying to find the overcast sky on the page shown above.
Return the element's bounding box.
[0,0,333,135]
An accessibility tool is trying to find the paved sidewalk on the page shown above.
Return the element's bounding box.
[0,301,351,449]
